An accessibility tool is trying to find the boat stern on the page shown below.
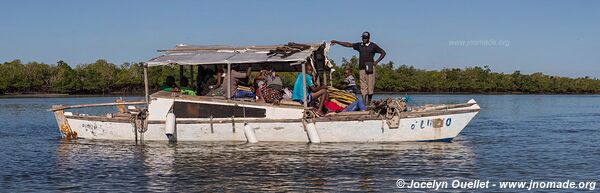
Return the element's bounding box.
[51,105,78,140]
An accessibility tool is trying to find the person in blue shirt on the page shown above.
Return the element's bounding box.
[292,64,328,115]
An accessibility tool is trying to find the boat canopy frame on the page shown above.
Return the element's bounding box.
[142,41,333,109]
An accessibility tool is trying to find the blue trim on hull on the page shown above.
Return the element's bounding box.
[416,137,454,142]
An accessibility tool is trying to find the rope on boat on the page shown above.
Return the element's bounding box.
[303,110,317,121]
[129,109,148,142]
[373,98,408,129]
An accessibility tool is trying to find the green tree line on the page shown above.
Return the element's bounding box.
[329,56,600,93]
[0,59,175,94]
[1,57,599,95]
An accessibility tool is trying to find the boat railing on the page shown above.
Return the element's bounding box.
[48,100,146,112]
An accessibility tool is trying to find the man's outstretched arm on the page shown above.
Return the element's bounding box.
[331,40,354,48]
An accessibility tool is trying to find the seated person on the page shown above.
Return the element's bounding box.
[256,69,284,104]
[343,67,359,96]
[160,76,180,92]
[214,68,225,88]
[254,65,272,89]
[196,66,215,95]
[292,64,328,114]
[229,65,256,98]
[179,77,197,96]
[206,68,226,96]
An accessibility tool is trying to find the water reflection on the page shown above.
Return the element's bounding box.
[8,95,600,191]
[54,140,474,191]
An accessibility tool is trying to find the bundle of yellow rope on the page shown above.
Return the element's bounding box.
[327,86,357,108]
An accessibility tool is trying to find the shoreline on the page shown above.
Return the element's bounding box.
[375,91,600,95]
[0,93,145,98]
[1,92,599,98]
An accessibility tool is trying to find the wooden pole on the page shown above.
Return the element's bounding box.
[301,62,307,108]
[143,65,150,105]
[179,65,184,85]
[329,70,333,86]
[226,63,231,99]
[48,101,147,111]
[190,65,194,88]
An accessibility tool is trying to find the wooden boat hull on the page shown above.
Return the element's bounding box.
[63,102,479,142]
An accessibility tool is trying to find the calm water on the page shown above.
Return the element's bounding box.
[0,95,599,192]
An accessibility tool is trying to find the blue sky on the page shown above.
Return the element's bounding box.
[1,0,598,78]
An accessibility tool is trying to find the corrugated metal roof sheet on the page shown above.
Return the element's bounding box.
[146,43,322,67]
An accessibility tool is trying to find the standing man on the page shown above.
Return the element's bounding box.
[331,31,386,105]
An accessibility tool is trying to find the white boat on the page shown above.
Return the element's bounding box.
[50,42,480,143]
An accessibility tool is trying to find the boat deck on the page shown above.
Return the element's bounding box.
[150,91,305,109]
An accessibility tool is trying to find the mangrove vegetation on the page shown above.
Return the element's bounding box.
[1,57,599,95]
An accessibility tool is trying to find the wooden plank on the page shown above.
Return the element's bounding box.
[328,111,371,116]
[48,101,146,111]
[279,99,303,107]
[52,105,77,139]
[400,109,480,118]
[158,45,281,52]
[157,44,322,52]
[428,103,475,110]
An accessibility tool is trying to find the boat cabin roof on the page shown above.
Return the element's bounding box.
[146,42,330,72]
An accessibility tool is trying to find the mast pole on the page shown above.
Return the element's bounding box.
[143,64,150,106]
[227,63,231,99]
[179,65,184,85]
[301,62,307,108]
[329,70,333,86]
[190,65,194,88]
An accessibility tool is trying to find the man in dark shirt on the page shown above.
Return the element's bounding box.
[331,31,386,105]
